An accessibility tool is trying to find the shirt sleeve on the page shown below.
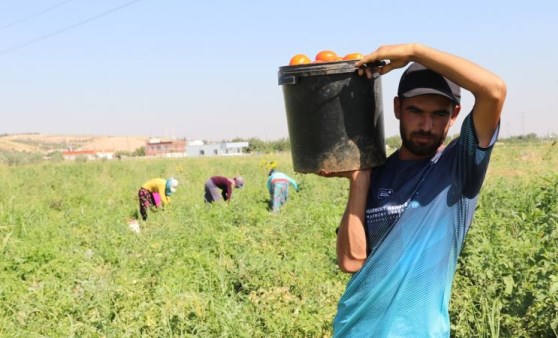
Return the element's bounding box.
[162,195,171,204]
[225,181,233,200]
[452,112,499,198]
[287,175,298,191]
[266,176,273,194]
[157,180,171,204]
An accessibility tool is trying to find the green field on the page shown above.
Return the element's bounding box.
[1,143,557,337]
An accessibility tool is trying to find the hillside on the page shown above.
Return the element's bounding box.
[0,134,147,153]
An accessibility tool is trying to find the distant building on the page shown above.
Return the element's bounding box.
[187,141,249,157]
[145,138,187,157]
[188,140,204,146]
[62,150,114,160]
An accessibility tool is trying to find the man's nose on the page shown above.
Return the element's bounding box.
[420,114,433,131]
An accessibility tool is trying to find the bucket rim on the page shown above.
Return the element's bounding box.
[278,60,359,77]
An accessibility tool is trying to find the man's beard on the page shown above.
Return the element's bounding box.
[400,124,447,157]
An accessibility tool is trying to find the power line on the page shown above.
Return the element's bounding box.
[0,0,77,30]
[0,0,142,56]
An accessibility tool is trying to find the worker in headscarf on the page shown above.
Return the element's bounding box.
[204,176,244,203]
[267,169,298,212]
[138,177,178,220]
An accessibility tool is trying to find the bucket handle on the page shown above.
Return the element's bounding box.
[278,61,386,86]
[361,60,387,69]
[278,75,297,86]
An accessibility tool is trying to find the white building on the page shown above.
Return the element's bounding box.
[186,141,249,157]
[62,150,114,160]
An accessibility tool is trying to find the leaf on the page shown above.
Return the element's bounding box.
[503,275,514,295]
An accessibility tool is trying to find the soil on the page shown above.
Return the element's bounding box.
[0,134,147,153]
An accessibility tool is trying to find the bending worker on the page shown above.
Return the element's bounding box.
[204,176,244,203]
[138,177,178,221]
[267,169,298,212]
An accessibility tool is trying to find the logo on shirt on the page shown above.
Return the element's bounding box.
[378,188,394,199]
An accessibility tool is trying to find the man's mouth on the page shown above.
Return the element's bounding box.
[413,133,433,141]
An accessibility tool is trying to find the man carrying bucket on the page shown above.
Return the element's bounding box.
[320,44,506,337]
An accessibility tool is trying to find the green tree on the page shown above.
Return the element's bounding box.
[246,138,268,153]
[385,135,401,149]
[132,146,145,157]
[270,138,290,152]
[47,151,64,162]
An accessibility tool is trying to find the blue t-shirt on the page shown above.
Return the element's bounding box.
[333,113,497,337]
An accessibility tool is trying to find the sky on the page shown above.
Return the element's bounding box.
[1,0,557,141]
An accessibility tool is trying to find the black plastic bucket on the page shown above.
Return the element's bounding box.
[278,60,386,173]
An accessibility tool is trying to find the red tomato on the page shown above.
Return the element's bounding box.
[315,50,338,62]
[289,54,311,66]
[343,52,364,61]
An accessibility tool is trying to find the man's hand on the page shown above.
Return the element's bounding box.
[355,44,418,79]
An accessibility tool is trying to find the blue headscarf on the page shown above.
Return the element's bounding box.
[165,177,178,196]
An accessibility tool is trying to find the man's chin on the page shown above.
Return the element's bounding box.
[406,143,439,157]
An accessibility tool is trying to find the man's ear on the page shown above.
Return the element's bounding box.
[394,97,401,120]
[452,105,461,118]
[449,104,461,127]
